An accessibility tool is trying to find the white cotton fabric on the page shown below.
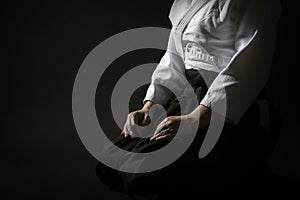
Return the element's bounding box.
[144,0,281,124]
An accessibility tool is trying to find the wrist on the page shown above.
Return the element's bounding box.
[142,101,154,112]
[184,105,211,126]
[182,113,199,124]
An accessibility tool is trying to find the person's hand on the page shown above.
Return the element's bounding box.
[150,116,182,141]
[121,101,154,138]
[150,105,211,141]
[150,115,201,141]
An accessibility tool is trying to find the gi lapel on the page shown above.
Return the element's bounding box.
[173,0,209,58]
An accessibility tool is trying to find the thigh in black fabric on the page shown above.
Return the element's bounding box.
[96,69,276,195]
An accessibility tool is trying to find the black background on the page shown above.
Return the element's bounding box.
[2,0,299,199]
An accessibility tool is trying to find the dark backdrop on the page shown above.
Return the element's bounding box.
[2,0,299,199]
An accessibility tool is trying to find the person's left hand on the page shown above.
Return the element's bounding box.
[150,105,210,141]
[150,115,197,141]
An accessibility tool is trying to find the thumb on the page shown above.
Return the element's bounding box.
[140,113,150,126]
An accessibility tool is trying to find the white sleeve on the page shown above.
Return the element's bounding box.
[144,0,194,106]
[200,0,281,124]
[143,53,173,105]
[143,51,187,106]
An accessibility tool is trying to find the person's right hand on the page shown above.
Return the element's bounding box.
[121,107,151,138]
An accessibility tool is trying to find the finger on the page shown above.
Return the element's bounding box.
[124,130,129,138]
[153,120,169,136]
[140,114,150,126]
[126,123,135,138]
[129,130,135,139]
[153,119,167,135]
[124,131,129,138]
[127,120,138,139]
[128,122,138,139]
[124,117,133,137]
[124,123,130,138]
[150,128,172,141]
[121,126,127,137]
[155,134,173,141]
[130,113,137,126]
[122,120,129,137]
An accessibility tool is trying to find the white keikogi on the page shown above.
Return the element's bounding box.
[144,0,281,124]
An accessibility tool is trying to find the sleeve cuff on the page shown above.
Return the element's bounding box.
[200,91,241,125]
[143,84,172,106]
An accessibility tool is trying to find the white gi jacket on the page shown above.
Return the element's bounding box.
[144,0,281,124]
